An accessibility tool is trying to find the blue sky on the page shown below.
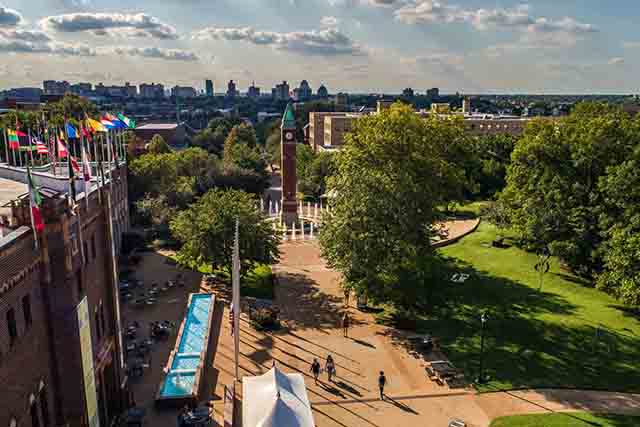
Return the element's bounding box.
[0,0,638,93]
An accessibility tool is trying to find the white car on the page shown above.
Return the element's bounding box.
[448,420,466,427]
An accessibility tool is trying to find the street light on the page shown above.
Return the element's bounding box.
[477,312,488,384]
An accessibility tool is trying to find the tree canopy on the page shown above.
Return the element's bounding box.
[318,103,470,309]
[170,188,280,275]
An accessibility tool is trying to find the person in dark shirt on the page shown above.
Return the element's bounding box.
[310,358,321,384]
[378,371,387,400]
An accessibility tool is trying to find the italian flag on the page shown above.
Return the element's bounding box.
[27,168,44,233]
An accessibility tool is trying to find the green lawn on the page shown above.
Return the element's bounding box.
[425,222,640,392]
[490,412,640,427]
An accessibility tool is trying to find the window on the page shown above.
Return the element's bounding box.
[40,387,50,427]
[30,400,40,427]
[99,303,107,336]
[95,309,102,340]
[77,271,83,297]
[91,236,97,259]
[83,241,89,264]
[22,295,32,327]
[7,308,17,345]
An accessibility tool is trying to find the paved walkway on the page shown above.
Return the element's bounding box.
[124,224,640,427]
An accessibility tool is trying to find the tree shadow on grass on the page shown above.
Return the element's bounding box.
[380,257,640,396]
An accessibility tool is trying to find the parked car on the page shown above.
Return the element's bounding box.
[448,419,466,427]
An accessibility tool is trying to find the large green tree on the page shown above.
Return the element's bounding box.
[170,189,280,275]
[318,103,469,309]
[499,103,638,275]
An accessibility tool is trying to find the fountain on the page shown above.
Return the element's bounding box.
[307,201,311,217]
[301,220,305,240]
[314,203,318,218]
[310,222,314,239]
[291,222,297,240]
[260,198,264,213]
[268,200,273,215]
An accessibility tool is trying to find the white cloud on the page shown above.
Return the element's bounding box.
[40,13,178,39]
[192,26,365,56]
[321,16,340,27]
[0,5,22,27]
[392,0,596,45]
[623,41,640,49]
[608,57,624,66]
[99,46,199,61]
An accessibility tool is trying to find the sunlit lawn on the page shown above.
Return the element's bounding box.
[423,222,640,392]
[490,412,640,427]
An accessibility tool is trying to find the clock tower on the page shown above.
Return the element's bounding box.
[280,103,298,226]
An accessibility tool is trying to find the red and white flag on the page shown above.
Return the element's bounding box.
[69,155,81,174]
[57,138,68,159]
[33,137,49,155]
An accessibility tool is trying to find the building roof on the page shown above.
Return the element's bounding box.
[0,177,27,209]
[136,123,179,130]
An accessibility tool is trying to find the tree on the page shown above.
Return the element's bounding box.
[596,148,640,305]
[265,132,280,170]
[147,134,172,154]
[318,103,469,309]
[134,194,177,236]
[499,103,638,275]
[170,189,280,275]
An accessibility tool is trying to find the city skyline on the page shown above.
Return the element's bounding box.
[1,0,639,94]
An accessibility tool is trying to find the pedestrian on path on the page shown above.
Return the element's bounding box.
[343,287,350,307]
[342,312,350,338]
[310,358,321,384]
[378,371,387,400]
[325,355,336,382]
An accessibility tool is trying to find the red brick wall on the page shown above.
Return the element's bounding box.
[0,229,56,427]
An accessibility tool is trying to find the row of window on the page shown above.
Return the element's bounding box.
[5,293,33,347]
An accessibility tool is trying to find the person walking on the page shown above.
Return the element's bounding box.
[342,312,350,338]
[343,287,350,307]
[310,358,321,384]
[378,371,387,400]
[325,355,336,382]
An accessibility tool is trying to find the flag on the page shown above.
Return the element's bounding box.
[33,138,49,155]
[118,113,136,129]
[68,155,77,211]
[100,117,116,129]
[57,139,68,158]
[27,168,44,233]
[7,130,20,150]
[106,113,125,129]
[82,126,93,140]
[86,118,107,133]
[66,123,78,139]
[81,145,92,200]
[70,155,81,174]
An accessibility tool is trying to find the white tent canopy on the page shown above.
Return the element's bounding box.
[243,367,315,427]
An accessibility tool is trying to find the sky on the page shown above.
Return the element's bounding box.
[0,0,639,94]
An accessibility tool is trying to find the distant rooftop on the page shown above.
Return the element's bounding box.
[136,123,179,130]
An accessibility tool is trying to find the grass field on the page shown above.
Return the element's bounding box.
[490,412,640,427]
[426,222,640,392]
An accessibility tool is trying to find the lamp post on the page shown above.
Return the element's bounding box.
[477,312,488,384]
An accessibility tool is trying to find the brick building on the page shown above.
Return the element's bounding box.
[0,162,130,427]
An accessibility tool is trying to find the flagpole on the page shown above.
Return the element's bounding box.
[27,128,35,167]
[26,166,40,251]
[233,218,241,380]
[80,125,89,209]
[2,128,9,166]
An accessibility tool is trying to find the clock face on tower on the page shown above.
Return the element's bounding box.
[284,131,294,142]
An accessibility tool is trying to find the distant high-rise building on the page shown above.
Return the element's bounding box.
[317,84,329,98]
[171,86,197,98]
[272,81,290,101]
[206,79,214,97]
[462,97,472,114]
[248,82,260,99]
[426,87,439,99]
[402,87,414,98]
[139,82,165,99]
[124,82,137,98]
[293,80,313,101]
[227,80,237,97]
[43,80,70,95]
[334,92,349,106]
[69,82,92,96]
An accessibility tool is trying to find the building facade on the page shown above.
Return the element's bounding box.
[226,81,237,98]
[171,86,197,98]
[247,83,260,99]
[42,81,70,96]
[0,163,130,427]
[308,112,347,152]
[139,83,165,99]
[272,81,290,101]
[205,80,214,97]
